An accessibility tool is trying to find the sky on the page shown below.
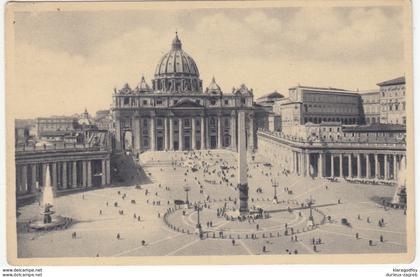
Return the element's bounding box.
[11,4,406,118]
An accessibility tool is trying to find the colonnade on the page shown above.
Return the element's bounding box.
[15,158,111,195]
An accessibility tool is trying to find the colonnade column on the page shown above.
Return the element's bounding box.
[169,116,174,151]
[230,112,237,150]
[331,155,335,177]
[101,160,106,186]
[339,154,343,177]
[164,117,169,150]
[357,154,362,178]
[217,114,222,149]
[366,154,371,178]
[21,165,28,193]
[384,154,389,180]
[178,118,184,151]
[150,114,156,151]
[191,117,196,150]
[374,154,379,179]
[72,161,77,188]
[306,153,311,177]
[348,154,352,178]
[106,159,111,185]
[52,162,57,189]
[201,116,206,150]
[62,162,67,189]
[82,161,87,187]
[87,161,92,187]
[31,164,37,193]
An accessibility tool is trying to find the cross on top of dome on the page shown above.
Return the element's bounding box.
[172,31,182,50]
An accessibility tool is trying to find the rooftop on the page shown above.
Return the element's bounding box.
[342,124,406,133]
[377,76,405,87]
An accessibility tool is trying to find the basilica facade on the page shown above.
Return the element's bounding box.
[111,33,256,154]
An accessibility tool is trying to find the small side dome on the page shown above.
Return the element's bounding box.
[135,75,152,93]
[205,77,222,95]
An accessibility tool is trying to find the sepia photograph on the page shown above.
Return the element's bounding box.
[4,0,414,265]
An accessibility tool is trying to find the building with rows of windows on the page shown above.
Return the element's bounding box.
[111,33,257,154]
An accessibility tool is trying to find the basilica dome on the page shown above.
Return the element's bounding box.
[152,33,203,93]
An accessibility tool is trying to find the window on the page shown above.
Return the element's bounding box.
[211,100,216,105]
[143,119,148,127]
[156,100,163,105]
[184,119,190,127]
[196,99,200,105]
[157,118,163,127]
[241,98,246,104]
[142,100,148,105]
[224,100,229,105]
[174,100,178,105]
[124,97,130,105]
[210,118,216,127]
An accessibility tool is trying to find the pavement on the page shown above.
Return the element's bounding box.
[16,149,407,257]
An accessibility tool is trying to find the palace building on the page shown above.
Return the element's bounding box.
[111,33,256,154]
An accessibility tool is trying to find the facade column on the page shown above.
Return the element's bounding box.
[179,118,184,151]
[106,159,111,185]
[357,154,362,178]
[31,164,37,193]
[348,154,352,178]
[393,154,397,180]
[101,160,106,186]
[318,153,324,177]
[230,112,237,150]
[62,162,67,189]
[51,162,57,190]
[87,161,92,187]
[164,117,169,150]
[82,161,87,187]
[201,116,206,150]
[366,154,371,178]
[217,114,222,149]
[169,116,174,151]
[300,153,304,176]
[115,114,122,151]
[375,154,379,179]
[331,154,335,177]
[21,165,28,193]
[306,153,311,177]
[191,117,196,150]
[384,154,389,180]
[150,115,156,151]
[339,154,343,177]
[133,115,141,153]
[72,161,77,188]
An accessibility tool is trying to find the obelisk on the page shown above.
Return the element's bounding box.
[238,110,249,215]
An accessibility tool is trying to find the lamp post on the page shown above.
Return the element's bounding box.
[272,183,279,203]
[306,195,315,223]
[195,203,202,229]
[183,185,191,205]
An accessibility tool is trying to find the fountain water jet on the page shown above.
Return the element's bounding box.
[390,156,407,209]
[29,164,71,231]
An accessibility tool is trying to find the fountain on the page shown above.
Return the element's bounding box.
[29,165,70,231]
[389,156,407,209]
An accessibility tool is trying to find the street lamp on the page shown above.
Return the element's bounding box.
[306,195,315,224]
[194,202,202,237]
[272,183,279,203]
[183,185,191,205]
